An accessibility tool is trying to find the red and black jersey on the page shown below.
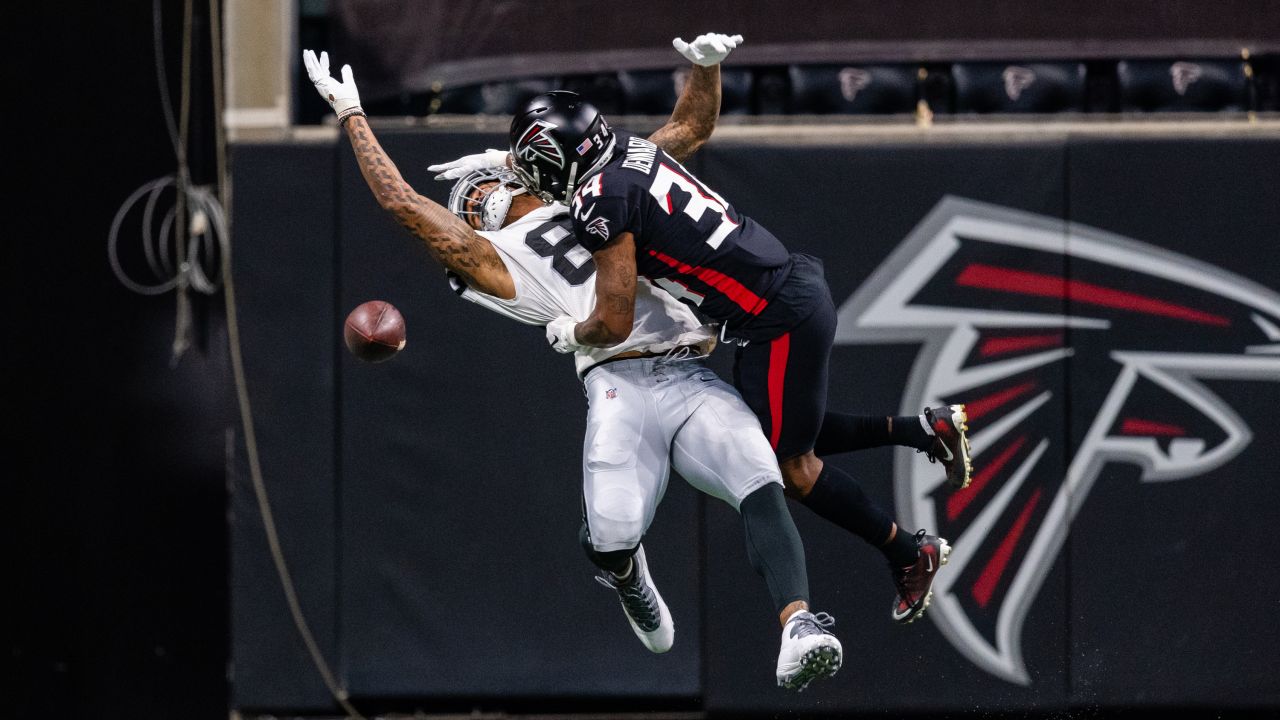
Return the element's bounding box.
[570,131,795,334]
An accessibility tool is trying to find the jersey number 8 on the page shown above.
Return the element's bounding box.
[524,219,596,285]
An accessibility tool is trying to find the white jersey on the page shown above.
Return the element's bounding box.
[448,203,715,376]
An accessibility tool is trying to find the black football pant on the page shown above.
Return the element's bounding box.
[732,286,836,462]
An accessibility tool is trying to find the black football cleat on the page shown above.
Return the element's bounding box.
[923,404,973,489]
[890,530,951,624]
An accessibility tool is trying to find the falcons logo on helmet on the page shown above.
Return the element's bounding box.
[836,196,1280,685]
[515,120,566,170]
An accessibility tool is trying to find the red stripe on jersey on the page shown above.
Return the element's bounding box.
[647,249,769,315]
[767,333,791,449]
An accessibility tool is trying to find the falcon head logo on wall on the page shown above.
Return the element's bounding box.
[515,119,566,169]
[836,197,1280,685]
[1002,66,1037,101]
[1170,61,1203,96]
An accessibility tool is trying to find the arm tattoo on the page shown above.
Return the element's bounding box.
[648,65,720,163]
[345,117,503,286]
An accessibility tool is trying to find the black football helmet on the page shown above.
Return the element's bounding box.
[508,90,616,203]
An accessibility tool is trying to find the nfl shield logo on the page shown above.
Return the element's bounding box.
[605,387,617,399]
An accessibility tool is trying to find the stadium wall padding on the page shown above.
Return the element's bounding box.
[230,129,1280,715]
[229,142,342,711]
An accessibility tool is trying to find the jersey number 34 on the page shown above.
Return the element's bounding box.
[649,163,739,249]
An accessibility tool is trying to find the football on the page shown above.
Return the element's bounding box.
[344,300,406,363]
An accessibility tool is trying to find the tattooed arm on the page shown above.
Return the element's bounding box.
[343,116,516,299]
[647,64,721,164]
[574,232,637,346]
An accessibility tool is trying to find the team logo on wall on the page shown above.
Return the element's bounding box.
[1001,66,1037,101]
[835,196,1280,684]
[515,120,566,169]
[1170,62,1203,96]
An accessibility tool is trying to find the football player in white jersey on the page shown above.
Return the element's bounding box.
[304,35,842,691]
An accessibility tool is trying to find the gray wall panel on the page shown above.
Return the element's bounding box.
[229,142,341,711]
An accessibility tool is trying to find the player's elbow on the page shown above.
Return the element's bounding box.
[687,118,715,147]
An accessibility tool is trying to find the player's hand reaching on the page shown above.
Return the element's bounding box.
[672,33,744,67]
[546,316,585,354]
[302,49,365,124]
[428,149,511,181]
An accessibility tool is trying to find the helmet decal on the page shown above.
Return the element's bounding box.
[514,119,566,170]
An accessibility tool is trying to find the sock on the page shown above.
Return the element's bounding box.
[814,412,934,455]
[883,524,920,567]
[800,463,918,565]
[739,484,810,614]
[611,559,635,581]
[898,414,936,451]
[578,522,637,576]
[783,607,810,625]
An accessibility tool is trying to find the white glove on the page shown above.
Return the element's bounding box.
[302,49,365,124]
[672,33,744,67]
[427,149,511,181]
[545,316,585,354]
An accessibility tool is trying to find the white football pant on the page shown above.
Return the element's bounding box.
[581,356,783,552]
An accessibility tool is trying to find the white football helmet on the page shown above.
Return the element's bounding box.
[447,166,530,231]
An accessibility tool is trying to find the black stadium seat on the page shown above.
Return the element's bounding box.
[618,68,684,115]
[1256,53,1280,112]
[952,62,1086,114]
[618,67,753,115]
[753,66,792,114]
[788,64,917,114]
[436,77,560,115]
[561,73,625,115]
[719,68,754,115]
[1116,59,1251,112]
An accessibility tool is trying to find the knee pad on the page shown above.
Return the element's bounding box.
[586,485,646,550]
[585,430,638,473]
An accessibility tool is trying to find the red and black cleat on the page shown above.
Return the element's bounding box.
[891,530,952,624]
[923,404,973,489]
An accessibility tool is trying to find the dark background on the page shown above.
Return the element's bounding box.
[9,2,232,719]
[8,1,1280,719]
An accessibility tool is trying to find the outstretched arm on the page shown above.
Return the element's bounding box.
[648,33,743,163]
[343,116,514,298]
[303,49,514,299]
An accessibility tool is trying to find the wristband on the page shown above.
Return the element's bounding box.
[338,108,366,126]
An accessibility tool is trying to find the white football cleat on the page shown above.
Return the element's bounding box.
[594,545,674,653]
[776,610,842,691]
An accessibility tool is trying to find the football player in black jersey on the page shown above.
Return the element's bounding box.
[505,68,973,625]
